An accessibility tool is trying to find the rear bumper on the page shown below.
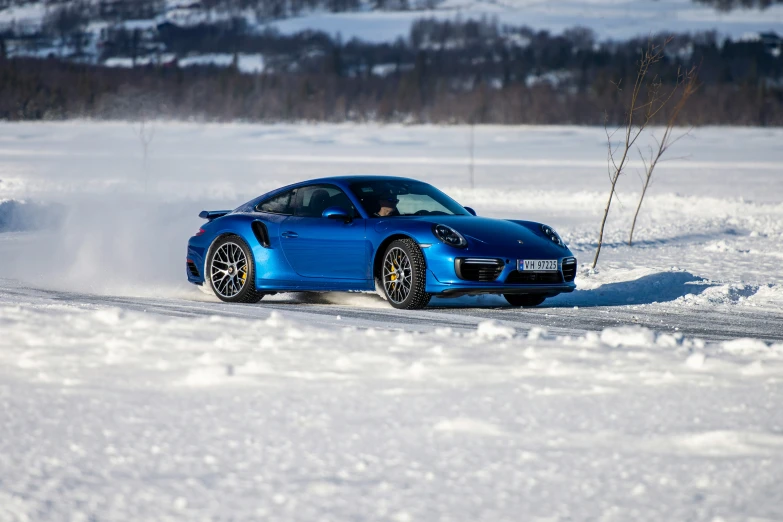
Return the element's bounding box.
[186,237,209,285]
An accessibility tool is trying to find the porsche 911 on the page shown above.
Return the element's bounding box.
[186,176,576,309]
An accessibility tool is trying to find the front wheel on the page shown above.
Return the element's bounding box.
[207,235,264,303]
[380,239,431,310]
[504,294,546,307]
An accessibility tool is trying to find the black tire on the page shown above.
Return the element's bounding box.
[207,235,264,303]
[504,294,546,307]
[380,239,431,310]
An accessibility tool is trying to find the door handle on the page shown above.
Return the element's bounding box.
[281,231,298,238]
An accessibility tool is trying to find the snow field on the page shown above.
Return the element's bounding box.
[1,122,783,520]
[1,302,783,520]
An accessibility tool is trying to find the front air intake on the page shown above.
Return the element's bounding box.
[506,271,563,284]
[455,258,504,282]
[562,257,577,282]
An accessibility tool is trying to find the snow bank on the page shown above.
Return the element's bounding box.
[475,320,515,340]
[676,282,783,309]
[721,337,783,358]
[599,325,657,348]
[556,267,709,307]
[1,301,779,400]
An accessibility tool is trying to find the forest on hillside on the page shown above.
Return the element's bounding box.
[1,4,782,124]
[2,0,782,15]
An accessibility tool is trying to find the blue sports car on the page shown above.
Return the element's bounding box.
[186,176,576,309]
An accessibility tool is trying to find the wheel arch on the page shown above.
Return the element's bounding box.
[373,233,424,283]
[203,231,251,285]
[203,232,264,303]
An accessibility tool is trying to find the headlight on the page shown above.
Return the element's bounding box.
[541,224,565,247]
[432,224,467,248]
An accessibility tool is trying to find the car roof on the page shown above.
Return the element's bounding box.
[299,175,421,185]
[239,176,426,213]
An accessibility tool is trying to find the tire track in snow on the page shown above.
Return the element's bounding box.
[2,279,782,342]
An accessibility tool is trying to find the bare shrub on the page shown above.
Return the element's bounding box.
[592,38,681,269]
[628,67,700,246]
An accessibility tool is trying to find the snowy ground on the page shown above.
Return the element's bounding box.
[1,122,783,520]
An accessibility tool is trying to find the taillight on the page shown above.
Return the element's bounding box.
[195,228,206,236]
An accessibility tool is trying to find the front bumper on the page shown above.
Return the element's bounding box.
[435,283,575,297]
[422,244,577,297]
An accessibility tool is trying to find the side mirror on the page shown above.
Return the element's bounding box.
[322,206,352,222]
[464,206,477,216]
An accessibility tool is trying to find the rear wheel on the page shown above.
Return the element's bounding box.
[504,294,546,307]
[208,235,264,303]
[381,239,431,310]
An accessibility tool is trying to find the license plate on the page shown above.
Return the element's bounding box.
[518,259,558,271]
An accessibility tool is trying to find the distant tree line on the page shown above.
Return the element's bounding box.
[0,0,164,22]
[694,0,783,10]
[0,18,782,125]
[2,0,780,19]
[0,0,427,23]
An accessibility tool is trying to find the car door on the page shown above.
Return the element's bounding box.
[280,184,368,280]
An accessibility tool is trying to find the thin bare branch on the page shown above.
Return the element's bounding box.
[595,37,694,265]
[658,153,693,163]
[628,63,700,246]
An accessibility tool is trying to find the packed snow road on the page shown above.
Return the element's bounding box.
[2,279,783,343]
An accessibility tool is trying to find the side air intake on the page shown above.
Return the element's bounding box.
[251,221,271,248]
[186,260,200,277]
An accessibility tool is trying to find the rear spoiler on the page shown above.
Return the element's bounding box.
[199,210,231,221]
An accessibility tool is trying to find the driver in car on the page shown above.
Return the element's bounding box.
[374,192,400,217]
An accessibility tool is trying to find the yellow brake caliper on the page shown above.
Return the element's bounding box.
[240,265,247,284]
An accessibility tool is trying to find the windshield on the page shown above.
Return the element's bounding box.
[348,180,469,218]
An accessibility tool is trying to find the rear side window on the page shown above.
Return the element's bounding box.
[256,189,296,215]
[292,185,359,218]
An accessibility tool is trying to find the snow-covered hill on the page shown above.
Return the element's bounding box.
[1,0,782,44]
[270,0,783,42]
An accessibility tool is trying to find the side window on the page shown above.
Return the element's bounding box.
[256,189,296,215]
[293,185,359,218]
[397,194,451,215]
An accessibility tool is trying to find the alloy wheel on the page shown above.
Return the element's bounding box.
[383,246,412,304]
[210,242,248,298]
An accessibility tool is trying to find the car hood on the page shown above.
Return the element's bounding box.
[379,215,571,257]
